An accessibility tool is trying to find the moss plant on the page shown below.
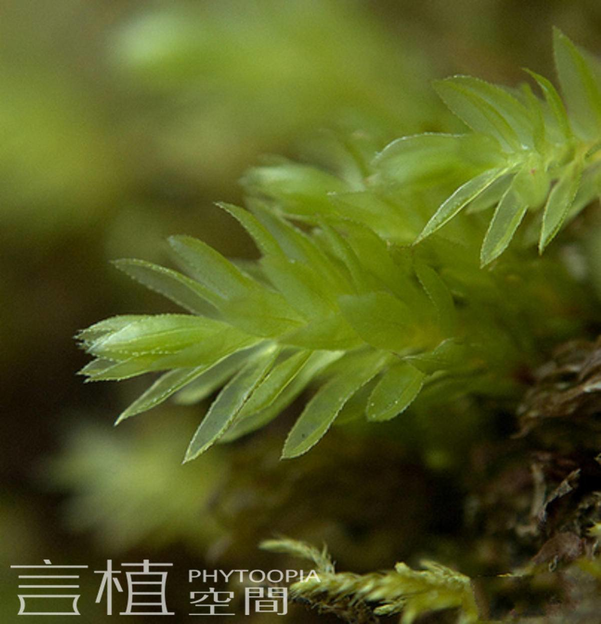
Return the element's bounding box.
[79,31,601,622]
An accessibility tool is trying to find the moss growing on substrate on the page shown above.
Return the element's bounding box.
[79,32,601,622]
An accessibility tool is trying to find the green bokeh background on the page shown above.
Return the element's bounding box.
[2,1,601,621]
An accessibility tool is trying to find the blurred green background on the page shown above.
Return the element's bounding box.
[3,1,601,621]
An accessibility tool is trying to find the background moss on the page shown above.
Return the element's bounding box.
[3,2,601,622]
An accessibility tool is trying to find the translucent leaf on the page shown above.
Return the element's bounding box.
[116,365,208,423]
[340,220,403,295]
[217,202,282,257]
[220,287,305,337]
[79,357,155,381]
[334,381,374,425]
[554,28,601,139]
[519,83,546,153]
[250,205,318,264]
[173,350,252,405]
[464,173,512,213]
[252,206,348,290]
[525,69,572,141]
[316,222,371,292]
[282,351,388,458]
[148,327,260,370]
[339,291,417,351]
[367,362,425,422]
[480,184,529,266]
[327,192,416,242]
[281,313,362,351]
[405,339,468,375]
[570,165,601,218]
[220,351,342,443]
[539,159,583,252]
[435,77,525,151]
[242,161,348,212]
[88,315,231,359]
[238,350,312,416]
[168,235,254,301]
[415,167,509,243]
[184,347,279,461]
[261,255,336,319]
[114,259,218,315]
[77,315,147,345]
[375,133,502,185]
[414,262,456,335]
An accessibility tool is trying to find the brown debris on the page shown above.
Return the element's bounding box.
[517,338,601,440]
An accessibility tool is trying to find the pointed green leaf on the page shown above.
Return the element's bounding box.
[220,351,342,443]
[571,165,601,218]
[414,262,456,335]
[79,357,155,381]
[367,363,425,421]
[168,235,254,301]
[415,167,509,243]
[217,202,282,257]
[335,381,378,425]
[524,69,572,142]
[261,255,336,319]
[242,161,347,213]
[77,315,147,345]
[465,173,512,213]
[339,220,403,295]
[282,351,387,458]
[554,28,601,139]
[480,185,529,266]
[219,287,304,337]
[375,133,502,185]
[114,259,217,315]
[239,350,312,416]
[149,327,260,369]
[252,205,349,290]
[405,339,468,375]
[89,315,231,359]
[116,365,208,423]
[173,350,252,405]
[519,82,547,154]
[316,222,371,292]
[280,313,362,350]
[435,77,525,151]
[184,348,279,461]
[539,159,583,252]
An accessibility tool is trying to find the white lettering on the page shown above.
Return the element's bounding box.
[267,569,284,583]
[249,570,265,583]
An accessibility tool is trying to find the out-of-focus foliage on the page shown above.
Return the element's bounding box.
[44,418,226,553]
[112,0,442,190]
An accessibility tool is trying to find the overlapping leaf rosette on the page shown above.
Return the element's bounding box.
[79,31,601,462]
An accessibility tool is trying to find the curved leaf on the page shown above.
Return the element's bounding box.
[184,348,279,461]
[282,351,388,459]
[539,159,583,252]
[367,363,425,422]
[480,184,529,266]
[415,167,509,243]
